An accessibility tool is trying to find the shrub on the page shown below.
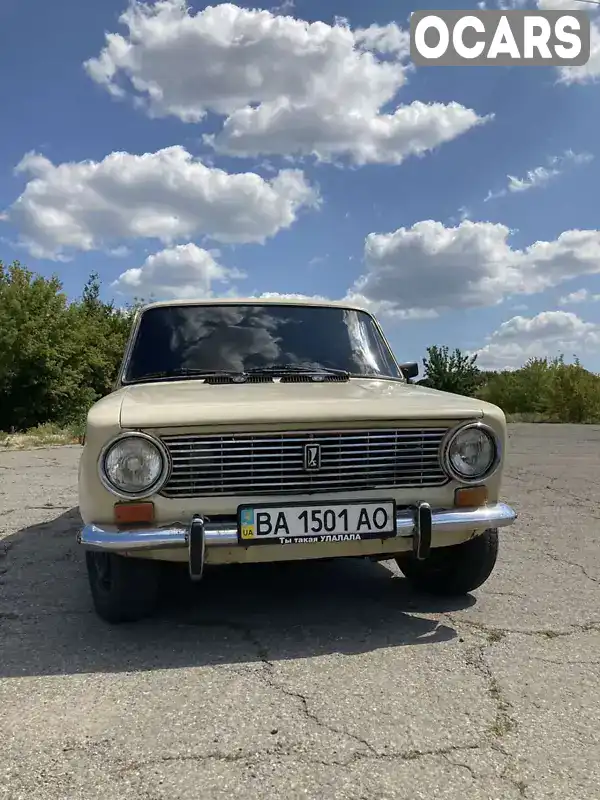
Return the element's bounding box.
[478,356,600,423]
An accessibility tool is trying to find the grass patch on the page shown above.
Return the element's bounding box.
[0,422,82,450]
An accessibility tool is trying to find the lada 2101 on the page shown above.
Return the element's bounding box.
[77,299,517,623]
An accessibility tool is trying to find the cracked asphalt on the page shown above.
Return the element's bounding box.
[1,422,599,799]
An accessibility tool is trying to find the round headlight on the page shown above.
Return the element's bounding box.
[443,423,499,482]
[100,433,169,498]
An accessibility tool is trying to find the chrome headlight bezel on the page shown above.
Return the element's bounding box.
[98,432,171,500]
[440,422,501,484]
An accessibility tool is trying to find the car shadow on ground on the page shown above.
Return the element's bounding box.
[0,509,475,679]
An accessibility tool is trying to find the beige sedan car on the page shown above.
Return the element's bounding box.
[78,298,517,623]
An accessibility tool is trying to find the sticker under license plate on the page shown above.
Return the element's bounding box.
[238,501,397,545]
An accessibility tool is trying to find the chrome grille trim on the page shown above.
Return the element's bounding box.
[159,427,450,498]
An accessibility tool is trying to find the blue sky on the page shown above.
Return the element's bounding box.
[1,0,600,372]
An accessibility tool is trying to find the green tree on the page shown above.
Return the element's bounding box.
[545,356,600,423]
[0,260,81,430]
[67,272,137,403]
[421,345,480,396]
[0,261,138,432]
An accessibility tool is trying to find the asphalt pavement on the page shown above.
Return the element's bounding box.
[1,423,599,799]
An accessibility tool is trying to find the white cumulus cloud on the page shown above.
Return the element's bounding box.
[353,22,411,57]
[112,243,245,299]
[474,311,600,370]
[84,0,489,165]
[210,99,487,167]
[5,145,319,259]
[351,219,600,316]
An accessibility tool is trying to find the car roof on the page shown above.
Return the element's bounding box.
[139,297,373,314]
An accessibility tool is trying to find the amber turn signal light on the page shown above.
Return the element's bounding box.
[454,486,488,507]
[114,502,155,525]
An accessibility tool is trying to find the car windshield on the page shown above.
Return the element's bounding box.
[122,303,403,383]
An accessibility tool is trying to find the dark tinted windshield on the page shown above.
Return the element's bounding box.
[123,304,402,382]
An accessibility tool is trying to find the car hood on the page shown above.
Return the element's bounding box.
[116,378,491,429]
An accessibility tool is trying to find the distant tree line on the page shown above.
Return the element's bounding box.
[1,259,599,434]
[419,345,600,423]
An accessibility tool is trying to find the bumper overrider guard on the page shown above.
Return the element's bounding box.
[78,502,517,579]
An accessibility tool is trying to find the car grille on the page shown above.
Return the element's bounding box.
[159,427,450,498]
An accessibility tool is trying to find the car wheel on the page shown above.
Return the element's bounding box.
[85,551,161,623]
[395,528,499,596]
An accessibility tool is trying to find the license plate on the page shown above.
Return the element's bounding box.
[237,500,397,545]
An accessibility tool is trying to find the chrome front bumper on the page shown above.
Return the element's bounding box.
[78,502,517,553]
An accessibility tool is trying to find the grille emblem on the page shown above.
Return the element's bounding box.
[304,443,321,471]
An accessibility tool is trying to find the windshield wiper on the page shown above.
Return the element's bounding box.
[126,368,245,383]
[244,364,350,377]
[126,365,351,384]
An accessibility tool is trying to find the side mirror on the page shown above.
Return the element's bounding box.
[399,362,419,380]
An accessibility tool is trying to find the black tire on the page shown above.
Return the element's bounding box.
[395,528,499,596]
[85,551,161,623]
